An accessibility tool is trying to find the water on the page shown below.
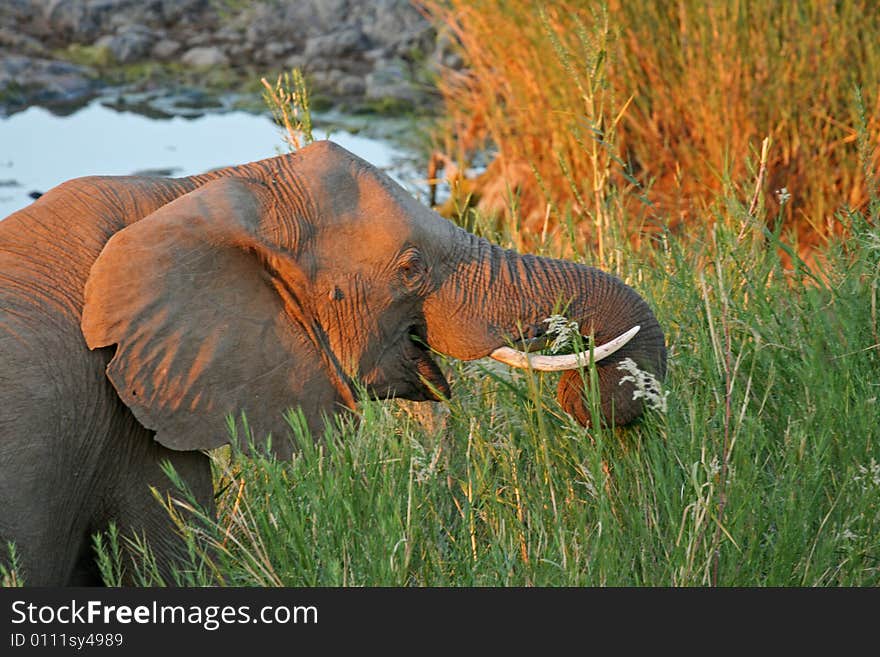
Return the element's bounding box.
[0,98,421,219]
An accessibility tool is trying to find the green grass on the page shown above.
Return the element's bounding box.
[73,177,878,587]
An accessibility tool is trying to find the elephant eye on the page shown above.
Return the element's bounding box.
[396,247,426,289]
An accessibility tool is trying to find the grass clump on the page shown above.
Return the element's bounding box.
[261,68,315,152]
[419,0,880,257]
[0,543,23,587]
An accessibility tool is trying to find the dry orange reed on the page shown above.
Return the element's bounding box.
[419,0,880,257]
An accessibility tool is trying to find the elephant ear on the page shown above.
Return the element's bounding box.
[82,177,345,458]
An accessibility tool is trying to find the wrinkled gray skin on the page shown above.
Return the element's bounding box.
[0,141,665,585]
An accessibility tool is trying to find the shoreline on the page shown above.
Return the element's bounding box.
[0,0,457,118]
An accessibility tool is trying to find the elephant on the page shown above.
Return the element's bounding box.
[0,140,666,585]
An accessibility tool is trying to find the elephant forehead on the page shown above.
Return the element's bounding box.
[316,218,410,266]
[281,143,452,262]
[314,179,420,250]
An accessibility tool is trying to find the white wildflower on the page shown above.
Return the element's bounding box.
[543,314,580,354]
[576,459,598,498]
[707,456,721,478]
[859,231,880,254]
[617,357,669,413]
[699,457,735,484]
[409,438,442,484]
[836,527,860,543]
[775,187,791,204]
[853,458,880,491]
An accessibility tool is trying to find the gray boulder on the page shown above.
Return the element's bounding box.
[262,42,292,60]
[40,0,145,43]
[93,25,156,63]
[304,28,367,59]
[151,38,181,60]
[181,46,229,68]
[284,53,308,71]
[308,68,343,90]
[360,0,430,50]
[156,0,211,26]
[36,0,207,42]
[366,58,419,104]
[0,27,48,57]
[335,74,366,97]
[0,55,97,113]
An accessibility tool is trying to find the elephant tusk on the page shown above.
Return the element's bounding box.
[489,325,640,372]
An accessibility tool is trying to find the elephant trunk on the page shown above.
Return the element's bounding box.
[422,231,667,427]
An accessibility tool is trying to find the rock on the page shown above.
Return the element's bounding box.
[0,55,98,114]
[213,26,242,44]
[360,0,430,49]
[363,47,387,63]
[304,28,367,59]
[284,54,308,71]
[42,0,146,43]
[336,74,366,97]
[181,46,229,68]
[296,55,334,73]
[242,2,305,49]
[37,0,205,43]
[185,33,214,47]
[0,27,47,57]
[262,42,292,60]
[391,28,435,61]
[1,0,438,109]
[365,58,418,104]
[93,25,156,63]
[157,0,210,26]
[151,38,181,60]
[225,43,251,60]
[309,69,344,91]
[300,0,349,34]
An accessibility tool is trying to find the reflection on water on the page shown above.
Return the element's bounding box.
[0,99,419,219]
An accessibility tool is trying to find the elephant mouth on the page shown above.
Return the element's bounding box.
[366,323,450,402]
[407,323,451,401]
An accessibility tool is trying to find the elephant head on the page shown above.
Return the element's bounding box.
[81,141,666,457]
